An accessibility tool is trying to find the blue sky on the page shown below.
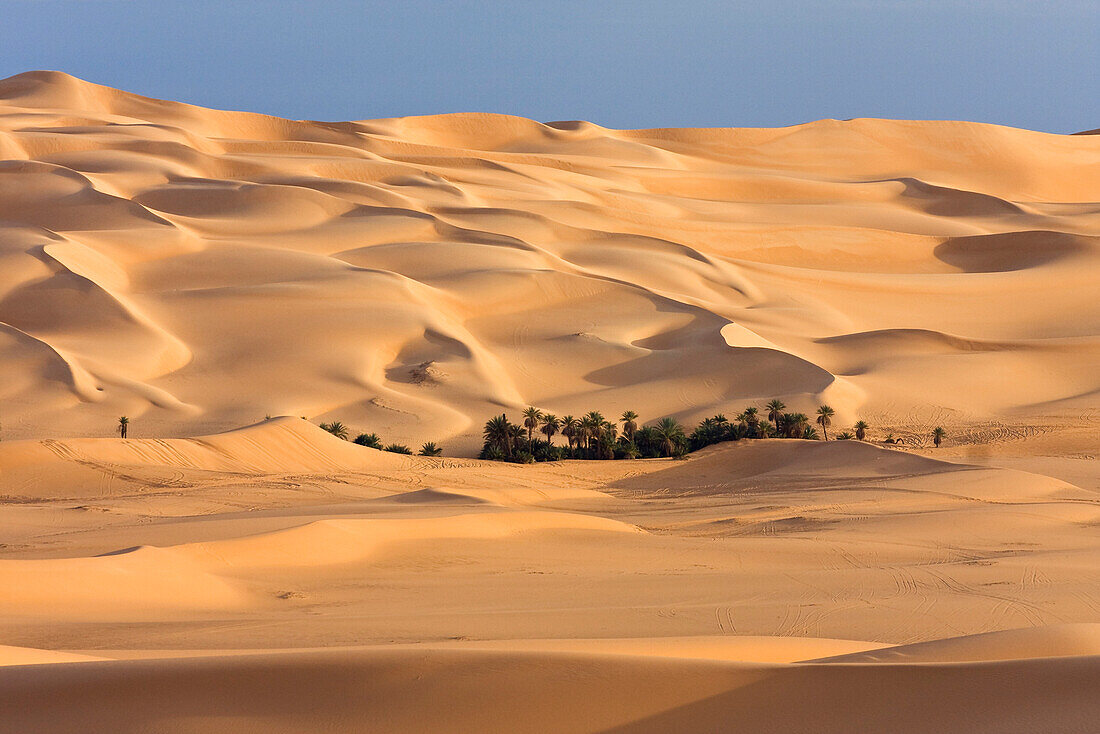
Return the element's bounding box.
[2,1,1096,133]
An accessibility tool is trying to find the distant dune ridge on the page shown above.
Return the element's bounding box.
[0,70,1097,452]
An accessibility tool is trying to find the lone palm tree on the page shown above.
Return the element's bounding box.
[620,411,639,442]
[540,414,560,444]
[118,416,129,439]
[521,406,542,446]
[853,420,869,441]
[766,399,786,435]
[932,426,946,448]
[483,414,514,457]
[815,405,835,441]
[319,421,349,440]
[418,442,442,456]
[654,417,684,457]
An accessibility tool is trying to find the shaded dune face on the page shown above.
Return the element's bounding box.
[0,71,1098,451]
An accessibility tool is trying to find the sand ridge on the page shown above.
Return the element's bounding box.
[2,420,1097,642]
[1,71,1098,732]
[0,419,1097,731]
[0,71,1097,453]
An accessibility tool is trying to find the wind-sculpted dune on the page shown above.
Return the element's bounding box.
[1,72,1098,732]
[1,420,1099,732]
[0,71,1097,452]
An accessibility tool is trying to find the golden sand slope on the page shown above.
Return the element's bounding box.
[2,419,1097,644]
[0,71,1097,452]
[1,420,1098,732]
[3,643,1099,734]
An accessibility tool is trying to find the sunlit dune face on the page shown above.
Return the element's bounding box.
[0,73,1097,451]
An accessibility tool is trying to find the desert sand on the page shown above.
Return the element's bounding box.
[0,71,1098,732]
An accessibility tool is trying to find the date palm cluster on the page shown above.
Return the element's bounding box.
[477,401,897,464]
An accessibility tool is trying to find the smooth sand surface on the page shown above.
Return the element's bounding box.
[0,72,1098,732]
[1,419,1098,732]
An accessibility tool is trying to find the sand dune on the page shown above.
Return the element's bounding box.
[2,423,1097,640]
[1,71,1098,731]
[2,641,1098,734]
[1,421,1097,730]
[814,624,1100,663]
[0,71,1097,452]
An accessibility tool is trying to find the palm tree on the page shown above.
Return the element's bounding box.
[837,431,855,440]
[521,406,543,446]
[582,411,604,454]
[508,423,526,455]
[787,413,810,438]
[742,407,760,436]
[418,442,442,456]
[560,415,579,449]
[618,442,640,460]
[540,414,560,444]
[576,416,592,455]
[853,420,869,441]
[654,417,684,457]
[384,443,413,455]
[596,425,617,460]
[602,420,617,442]
[766,399,786,435]
[354,432,383,449]
[932,426,946,448]
[319,421,349,440]
[620,411,639,442]
[483,414,514,457]
[117,416,129,439]
[815,405,835,441]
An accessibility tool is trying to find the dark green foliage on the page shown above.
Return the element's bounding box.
[418,442,442,456]
[815,405,835,441]
[384,443,413,455]
[479,445,507,461]
[319,421,349,440]
[354,432,383,449]
[614,439,640,460]
[483,414,514,457]
[476,398,837,463]
[688,414,744,451]
[932,426,946,447]
[653,417,687,457]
